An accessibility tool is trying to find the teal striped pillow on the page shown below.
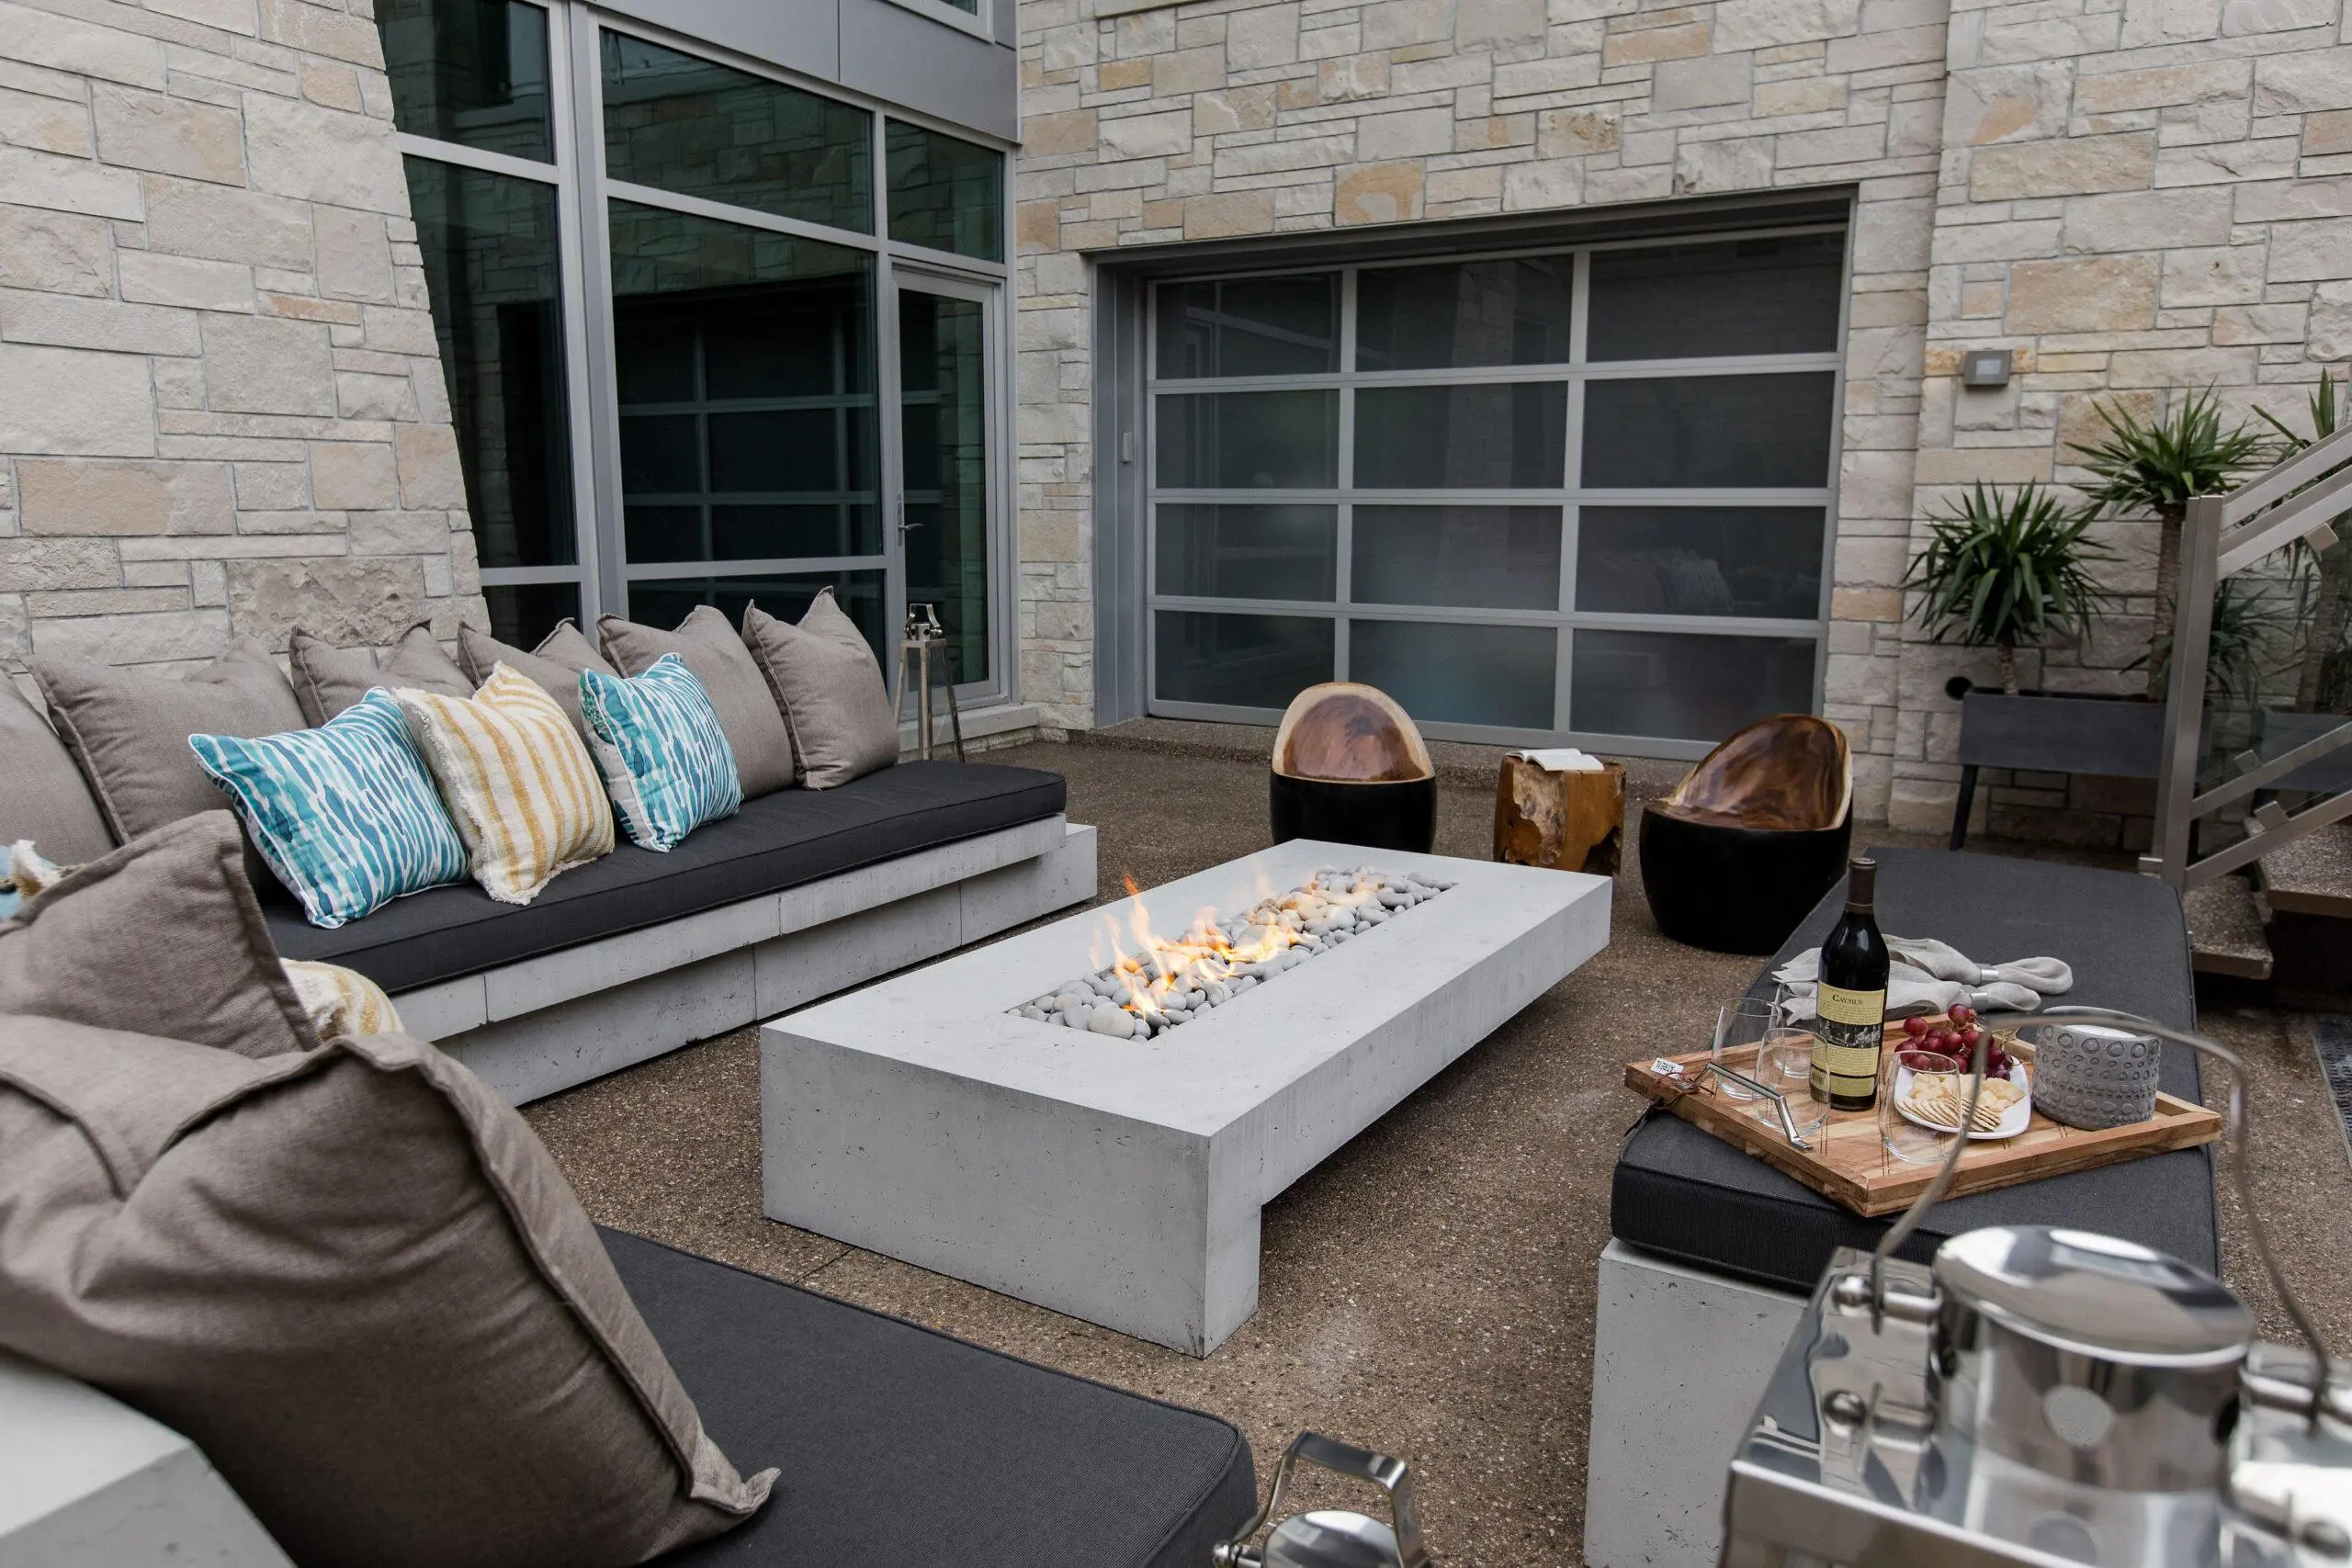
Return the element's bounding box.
[578,654,742,852]
[190,690,468,928]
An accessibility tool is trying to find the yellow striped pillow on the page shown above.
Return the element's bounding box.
[394,663,615,905]
[281,958,404,1037]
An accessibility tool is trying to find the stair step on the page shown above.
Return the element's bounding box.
[2256,822,2352,919]
[2185,874,2273,980]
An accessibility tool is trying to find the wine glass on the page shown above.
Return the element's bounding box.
[1881,1048,1965,1165]
[1711,998,1781,1100]
[1753,1028,1827,1143]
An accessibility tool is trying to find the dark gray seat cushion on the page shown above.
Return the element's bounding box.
[1611,847,2217,1291]
[268,762,1067,993]
[605,1229,1256,1568]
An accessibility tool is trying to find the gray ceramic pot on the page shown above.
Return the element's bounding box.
[2022,1021,2161,1129]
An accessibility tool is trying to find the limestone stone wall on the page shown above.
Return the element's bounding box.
[0,0,481,687]
[1013,0,2352,836]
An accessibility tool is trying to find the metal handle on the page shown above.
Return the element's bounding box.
[1855,1006,2341,1428]
[1212,1432,1430,1568]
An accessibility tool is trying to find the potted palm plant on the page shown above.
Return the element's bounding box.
[2071,387,2272,698]
[1905,481,2141,845]
[1905,480,2114,696]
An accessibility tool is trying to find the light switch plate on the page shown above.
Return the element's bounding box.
[1962,348,2014,388]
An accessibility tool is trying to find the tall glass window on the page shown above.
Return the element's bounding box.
[381,0,1011,689]
[1147,231,1846,750]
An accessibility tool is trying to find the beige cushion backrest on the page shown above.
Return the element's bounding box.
[0,680,113,863]
[0,1018,774,1568]
[288,624,472,726]
[458,619,616,739]
[32,638,308,841]
[0,812,317,1060]
[741,593,899,790]
[599,606,797,799]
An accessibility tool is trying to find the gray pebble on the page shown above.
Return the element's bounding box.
[1018,1004,1048,1021]
[1361,906,1390,925]
[1089,1007,1137,1039]
[1234,975,1258,992]
[1054,988,1091,1010]
[1277,951,1306,971]
[1204,980,1231,1005]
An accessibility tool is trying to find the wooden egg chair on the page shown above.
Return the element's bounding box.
[1637,714,1853,954]
[1269,682,1438,853]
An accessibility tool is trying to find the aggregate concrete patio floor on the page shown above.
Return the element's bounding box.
[524,737,2352,1567]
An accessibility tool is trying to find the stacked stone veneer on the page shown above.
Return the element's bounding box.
[1014,0,2352,840]
[0,0,481,687]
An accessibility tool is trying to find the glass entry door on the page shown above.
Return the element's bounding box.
[895,276,996,693]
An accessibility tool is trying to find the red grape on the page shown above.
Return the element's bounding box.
[1961,1024,1983,1048]
[1904,1015,1929,1038]
[1927,1029,1955,1054]
[1950,1004,1977,1025]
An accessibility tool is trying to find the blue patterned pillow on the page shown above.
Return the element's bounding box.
[189,690,468,928]
[577,654,741,852]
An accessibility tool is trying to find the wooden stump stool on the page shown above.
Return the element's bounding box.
[1493,757,1625,875]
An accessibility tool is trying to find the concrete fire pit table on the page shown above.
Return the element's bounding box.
[762,840,1611,1353]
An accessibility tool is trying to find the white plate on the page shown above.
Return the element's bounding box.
[1892,1063,2031,1140]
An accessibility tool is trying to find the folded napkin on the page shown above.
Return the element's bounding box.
[1773,936,2073,1021]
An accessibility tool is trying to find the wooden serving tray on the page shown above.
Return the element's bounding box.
[1624,1025,2222,1216]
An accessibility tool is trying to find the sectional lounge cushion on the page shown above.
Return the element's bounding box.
[282,958,404,1037]
[0,812,317,1060]
[741,593,899,790]
[0,1020,774,1568]
[396,665,616,904]
[605,1228,1255,1568]
[581,655,742,852]
[288,624,471,726]
[34,638,308,843]
[600,607,797,799]
[0,681,112,863]
[269,761,1068,993]
[190,692,468,928]
[458,619,616,739]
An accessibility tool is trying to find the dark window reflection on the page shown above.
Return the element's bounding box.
[1577,507,1825,619]
[1355,383,1566,489]
[609,199,878,567]
[629,571,887,661]
[1351,620,1555,728]
[379,0,551,160]
[483,582,580,649]
[406,160,575,570]
[1156,391,1338,490]
[1351,505,1559,609]
[601,32,872,233]
[886,120,1003,262]
[1156,276,1340,378]
[1571,629,1817,740]
[1588,232,1845,360]
[1156,504,1337,601]
[899,291,991,685]
[1582,374,1834,490]
[1154,611,1333,709]
[1355,256,1572,371]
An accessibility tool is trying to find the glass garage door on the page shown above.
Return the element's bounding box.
[1146,230,1846,753]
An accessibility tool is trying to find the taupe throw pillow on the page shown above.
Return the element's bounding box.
[0,680,113,862]
[34,638,308,841]
[288,623,471,726]
[599,606,797,798]
[741,593,899,788]
[0,812,317,1060]
[0,1018,775,1568]
[458,619,616,739]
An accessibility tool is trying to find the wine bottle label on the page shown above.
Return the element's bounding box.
[1810,984,1886,1100]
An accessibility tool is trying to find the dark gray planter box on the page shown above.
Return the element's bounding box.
[2258,709,2352,794]
[1951,690,2168,848]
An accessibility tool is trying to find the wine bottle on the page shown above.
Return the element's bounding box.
[1809,856,1890,1111]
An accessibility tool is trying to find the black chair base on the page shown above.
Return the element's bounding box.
[1269,773,1438,854]
[1637,804,1853,954]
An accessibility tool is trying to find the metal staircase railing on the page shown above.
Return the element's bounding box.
[2146,421,2352,891]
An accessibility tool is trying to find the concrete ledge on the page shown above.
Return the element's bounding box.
[392,816,1074,1047]
[0,1349,288,1568]
[1583,1241,1807,1568]
[440,822,1097,1104]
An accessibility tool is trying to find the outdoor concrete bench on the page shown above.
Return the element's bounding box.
[0,1229,1254,1567]
[267,761,1096,1104]
[1582,848,2213,1568]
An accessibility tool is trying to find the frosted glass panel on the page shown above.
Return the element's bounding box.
[1355,383,1567,489]
[1581,375,1834,490]
[1157,505,1337,600]
[1572,630,1815,740]
[1351,620,1555,729]
[1351,506,1559,610]
[1576,507,1824,618]
[1156,612,1334,708]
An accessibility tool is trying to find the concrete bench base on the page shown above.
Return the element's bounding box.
[395,818,1097,1105]
[1582,1241,1806,1568]
[0,1350,288,1568]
